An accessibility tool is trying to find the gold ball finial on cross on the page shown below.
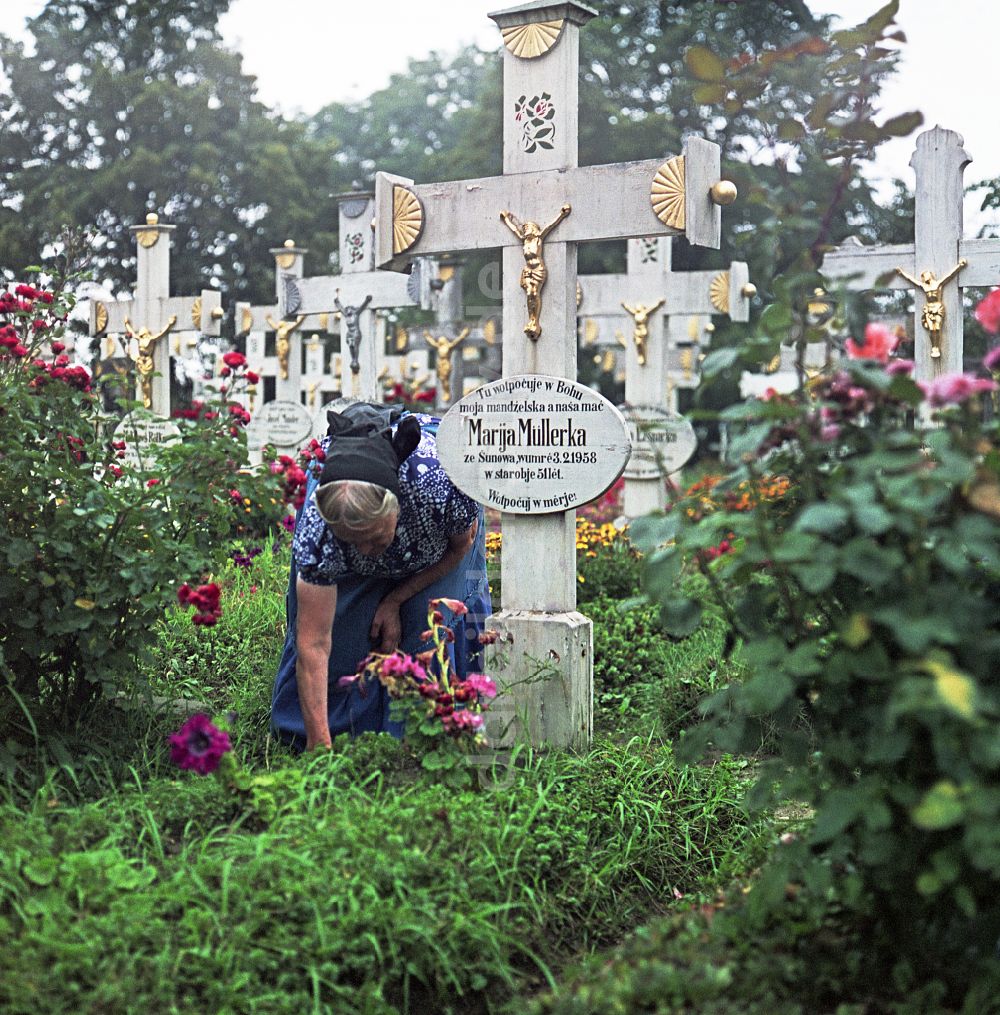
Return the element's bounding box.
[284,239,295,248]
[741,282,758,298]
[709,180,738,206]
[146,212,159,226]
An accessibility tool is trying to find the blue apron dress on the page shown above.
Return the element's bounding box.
[270,415,491,750]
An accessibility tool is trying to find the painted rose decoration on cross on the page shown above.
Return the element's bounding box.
[345,231,365,265]
[514,92,556,153]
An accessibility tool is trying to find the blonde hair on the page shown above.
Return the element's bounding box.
[315,479,399,531]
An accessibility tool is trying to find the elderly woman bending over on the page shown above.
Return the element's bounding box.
[271,407,490,751]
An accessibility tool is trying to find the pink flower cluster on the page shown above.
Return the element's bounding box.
[975,289,1000,335]
[268,439,325,512]
[172,399,218,421]
[345,596,496,742]
[845,322,901,363]
[918,372,998,408]
[168,713,231,774]
[177,581,222,626]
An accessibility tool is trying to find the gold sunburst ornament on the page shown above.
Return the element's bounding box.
[651,156,685,231]
[709,272,730,314]
[191,297,203,330]
[94,302,109,336]
[500,19,564,59]
[392,186,424,256]
[135,212,161,248]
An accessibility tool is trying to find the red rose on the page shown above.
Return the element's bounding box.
[222,351,246,369]
[245,370,259,384]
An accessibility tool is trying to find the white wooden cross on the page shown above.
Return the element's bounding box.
[579,234,753,514]
[823,126,1000,383]
[422,259,471,409]
[373,0,733,750]
[234,239,332,408]
[288,189,430,403]
[89,212,223,415]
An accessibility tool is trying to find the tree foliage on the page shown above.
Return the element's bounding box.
[0,0,345,304]
[0,0,920,345]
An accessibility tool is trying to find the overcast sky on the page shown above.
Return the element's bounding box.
[4,0,998,230]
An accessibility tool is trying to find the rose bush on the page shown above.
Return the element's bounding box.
[630,318,1000,994]
[0,271,297,727]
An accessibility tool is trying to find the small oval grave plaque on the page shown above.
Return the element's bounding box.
[246,399,313,452]
[619,405,697,479]
[438,374,632,515]
[113,411,181,469]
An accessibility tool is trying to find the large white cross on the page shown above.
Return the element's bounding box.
[288,190,430,402]
[373,0,733,750]
[579,235,753,514]
[89,213,223,415]
[823,126,1000,383]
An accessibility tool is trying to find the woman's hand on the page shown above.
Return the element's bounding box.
[370,599,402,653]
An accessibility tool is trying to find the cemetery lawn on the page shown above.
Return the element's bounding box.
[0,537,763,1015]
[3,528,985,1013]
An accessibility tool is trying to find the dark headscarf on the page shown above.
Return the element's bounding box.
[317,406,422,498]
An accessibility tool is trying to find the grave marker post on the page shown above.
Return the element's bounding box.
[373,0,732,748]
[579,235,752,514]
[291,190,430,402]
[823,126,1000,384]
[89,212,223,416]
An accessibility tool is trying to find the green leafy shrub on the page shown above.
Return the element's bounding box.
[589,587,736,738]
[631,349,1000,991]
[138,541,290,723]
[576,518,643,603]
[529,864,1000,1014]
[0,272,287,728]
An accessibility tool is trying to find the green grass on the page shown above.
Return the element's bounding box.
[0,537,769,1014]
[0,736,756,1015]
[590,576,746,741]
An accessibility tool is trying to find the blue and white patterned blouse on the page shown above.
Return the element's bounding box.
[293,414,479,586]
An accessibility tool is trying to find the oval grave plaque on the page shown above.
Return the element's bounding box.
[113,411,181,469]
[246,399,313,452]
[438,375,632,515]
[619,405,697,479]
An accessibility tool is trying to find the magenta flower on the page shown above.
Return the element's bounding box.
[886,358,914,377]
[974,288,1000,335]
[844,322,900,363]
[380,652,428,681]
[918,372,998,408]
[983,346,1000,373]
[442,710,484,733]
[465,673,498,700]
[168,714,231,774]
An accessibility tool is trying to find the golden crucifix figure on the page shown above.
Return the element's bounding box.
[424,327,470,403]
[895,260,967,359]
[499,203,571,341]
[621,299,665,366]
[124,315,177,409]
[265,315,306,379]
[679,346,694,382]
